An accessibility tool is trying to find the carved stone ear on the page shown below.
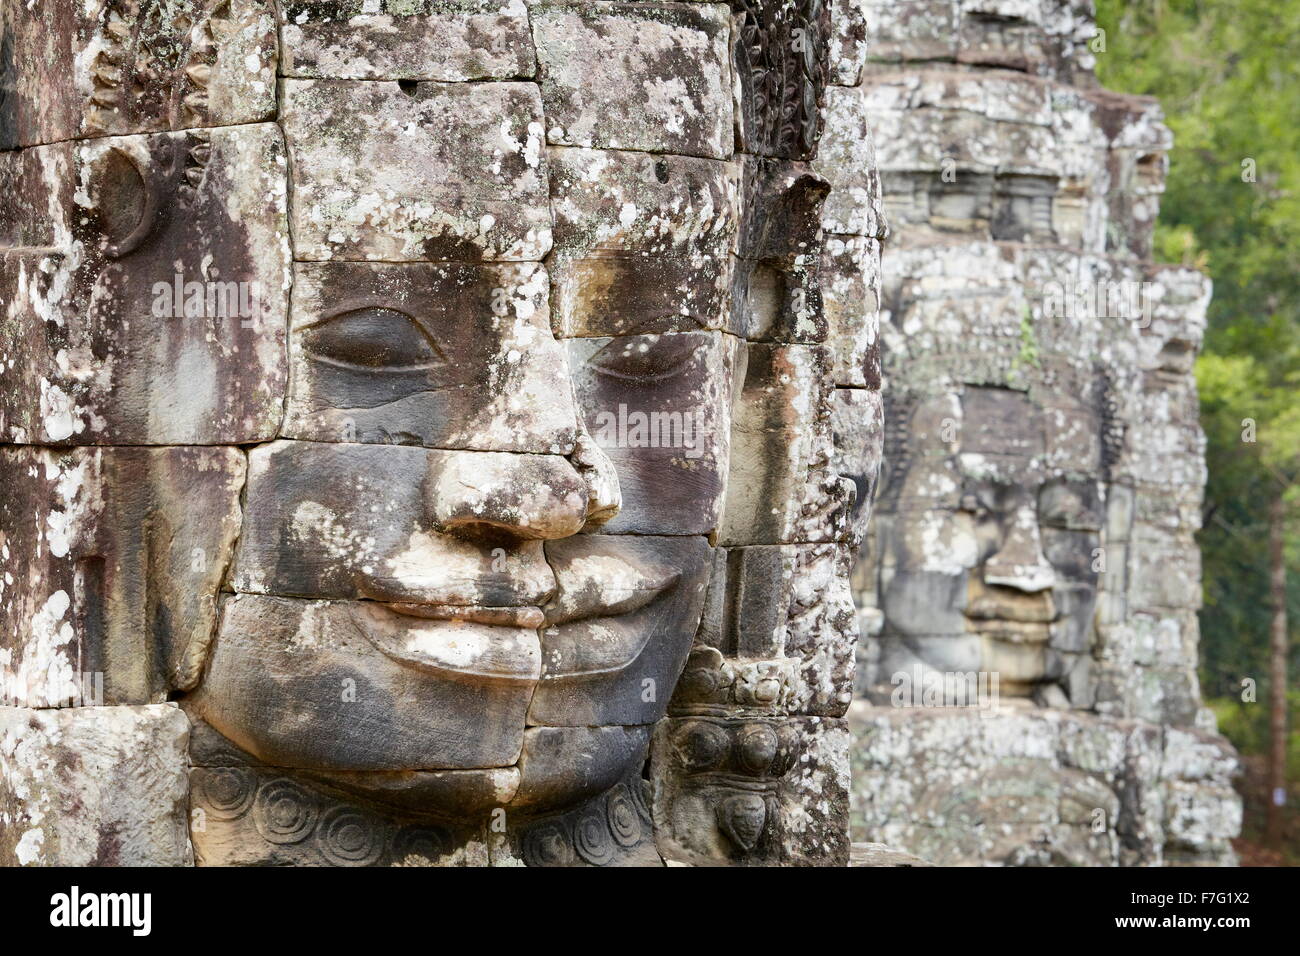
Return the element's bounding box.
[780,169,832,252]
[85,145,158,257]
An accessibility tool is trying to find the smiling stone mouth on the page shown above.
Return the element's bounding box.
[358,574,678,682]
[964,588,1057,624]
[965,619,1053,644]
[377,572,675,629]
[382,603,545,628]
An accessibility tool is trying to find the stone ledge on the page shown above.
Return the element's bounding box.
[849,841,934,866]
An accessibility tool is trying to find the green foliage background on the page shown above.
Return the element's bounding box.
[1094,0,1300,707]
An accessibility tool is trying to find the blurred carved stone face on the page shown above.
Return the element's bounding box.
[879,387,1103,699]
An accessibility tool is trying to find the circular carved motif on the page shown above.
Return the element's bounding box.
[737,725,780,774]
[195,767,256,821]
[391,825,451,864]
[522,824,574,867]
[678,667,719,701]
[627,776,652,821]
[317,807,384,867]
[251,778,318,845]
[573,812,615,866]
[606,786,641,848]
[676,721,728,772]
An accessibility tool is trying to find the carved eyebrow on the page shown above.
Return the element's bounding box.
[294,296,426,332]
[624,312,713,335]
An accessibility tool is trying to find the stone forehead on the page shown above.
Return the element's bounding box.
[865,73,1171,175]
[878,243,1152,405]
[958,386,1045,457]
[888,386,1103,481]
[0,0,278,150]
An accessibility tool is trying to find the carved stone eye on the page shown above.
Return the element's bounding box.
[587,334,695,384]
[302,307,445,372]
[1038,479,1102,531]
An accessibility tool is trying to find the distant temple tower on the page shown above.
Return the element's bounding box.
[846,0,1241,865]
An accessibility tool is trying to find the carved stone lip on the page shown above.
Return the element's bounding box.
[967,619,1052,644]
[349,603,542,684]
[347,555,684,681]
[295,765,522,819]
[964,592,1057,624]
[382,602,545,628]
[534,574,681,679]
[541,570,678,626]
[539,616,654,679]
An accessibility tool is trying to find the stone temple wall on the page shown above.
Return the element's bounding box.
[656,0,889,865]
[0,0,1239,870]
[846,0,1243,865]
[0,0,883,866]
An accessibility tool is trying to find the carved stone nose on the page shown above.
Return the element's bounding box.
[431,452,590,541]
[569,430,621,530]
[983,507,1056,593]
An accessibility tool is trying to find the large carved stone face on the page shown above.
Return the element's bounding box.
[2,0,874,866]
[188,312,726,819]
[183,58,746,824]
[876,385,1104,699]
